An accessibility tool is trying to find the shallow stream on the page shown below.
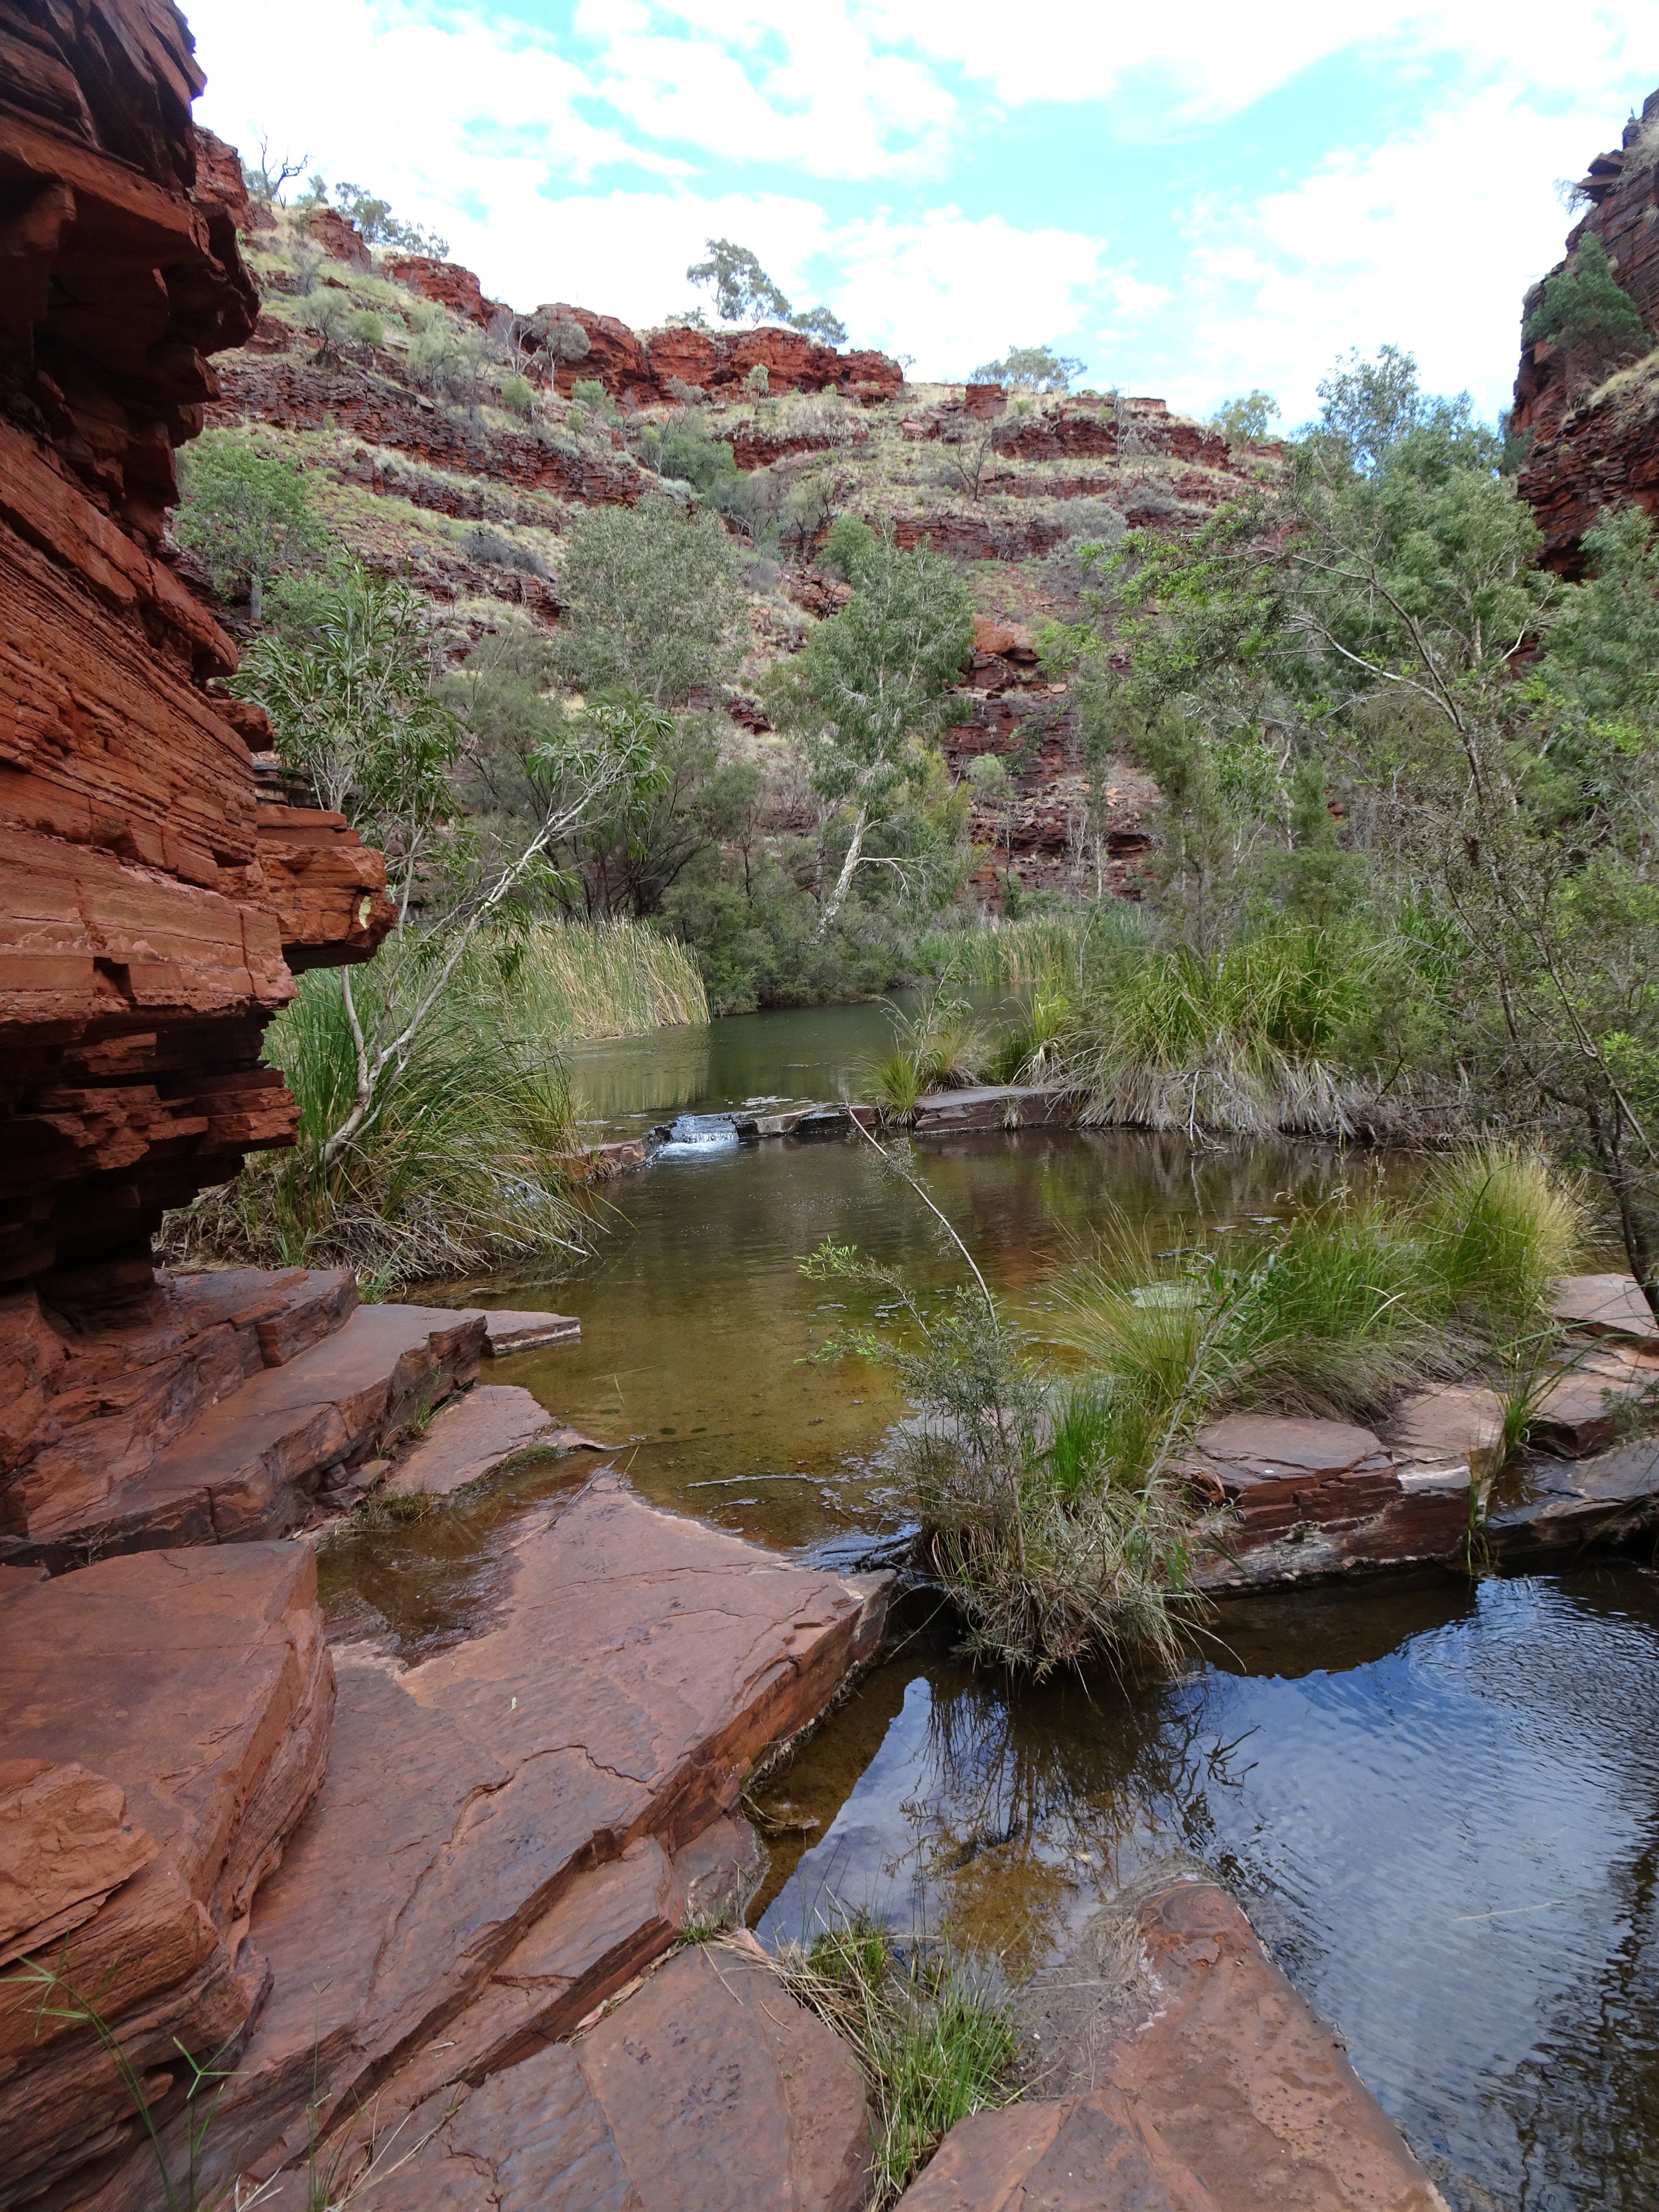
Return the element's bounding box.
[320,999,1659,2209]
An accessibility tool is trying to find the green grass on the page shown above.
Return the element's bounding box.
[777,1920,1021,2207]
[861,993,988,1121]
[161,921,703,1286]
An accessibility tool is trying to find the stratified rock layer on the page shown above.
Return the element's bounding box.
[0,1545,333,2207]
[0,0,394,1528]
[177,1478,889,2198]
[1514,87,1659,570]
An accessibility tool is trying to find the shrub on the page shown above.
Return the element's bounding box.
[344,307,385,346]
[174,428,327,618]
[1419,1142,1587,1329]
[1524,232,1648,360]
[407,318,483,402]
[571,376,607,409]
[821,511,877,580]
[463,524,548,576]
[500,373,536,418]
[745,362,770,396]
[554,501,746,705]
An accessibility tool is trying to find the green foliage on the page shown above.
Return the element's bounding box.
[821,512,877,580]
[862,993,988,1118]
[778,1921,1019,2207]
[1209,390,1279,441]
[570,376,608,410]
[328,178,449,257]
[789,304,848,344]
[652,417,739,500]
[1524,232,1648,360]
[1314,344,1485,474]
[553,502,746,705]
[684,236,845,342]
[745,362,770,396]
[174,428,326,617]
[407,317,482,402]
[234,567,460,842]
[686,238,792,323]
[1419,1143,1588,1331]
[499,373,536,418]
[344,307,385,346]
[969,344,1085,392]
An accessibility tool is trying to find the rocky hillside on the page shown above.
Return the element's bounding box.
[1513,86,1659,572]
[194,145,1283,905]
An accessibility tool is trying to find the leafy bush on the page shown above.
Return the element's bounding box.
[821,512,877,580]
[1524,232,1648,360]
[344,307,385,346]
[407,317,484,402]
[500,373,536,417]
[969,344,1085,392]
[463,524,548,575]
[554,501,746,705]
[174,429,326,617]
[745,362,770,396]
[1208,389,1279,441]
[571,376,608,409]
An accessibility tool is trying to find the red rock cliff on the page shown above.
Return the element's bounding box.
[1514,86,1659,571]
[0,3,394,1329]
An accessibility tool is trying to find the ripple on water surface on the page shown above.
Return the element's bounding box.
[751,1567,1659,2212]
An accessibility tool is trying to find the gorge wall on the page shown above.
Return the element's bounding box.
[1514,86,1659,571]
[0,0,393,1540]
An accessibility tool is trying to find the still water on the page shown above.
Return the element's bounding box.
[319,1001,1659,2210]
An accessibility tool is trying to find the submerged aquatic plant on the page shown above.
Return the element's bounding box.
[776,1919,1020,2207]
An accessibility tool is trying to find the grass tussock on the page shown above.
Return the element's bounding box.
[863,994,989,1122]
[809,1138,1583,1676]
[162,921,702,1288]
[776,1920,1020,2207]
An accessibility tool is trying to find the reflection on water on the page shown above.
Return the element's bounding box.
[320,1001,1659,2209]
[753,1568,1659,2212]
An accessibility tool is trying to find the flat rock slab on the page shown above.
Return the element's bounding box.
[194,1479,889,2192]
[1550,1273,1659,1343]
[474,1307,581,1355]
[14,1303,486,1565]
[1530,1344,1658,1456]
[1382,1384,1505,1470]
[352,1939,868,2212]
[384,1383,559,1499]
[1194,1415,1383,1483]
[0,1546,332,2207]
[938,1880,1445,2212]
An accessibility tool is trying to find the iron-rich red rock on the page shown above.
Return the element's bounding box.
[382,1381,558,1498]
[0,1544,333,2208]
[0,0,392,1500]
[385,254,496,327]
[946,1880,1447,2211]
[370,1940,869,2212]
[1550,1272,1659,1343]
[180,1481,888,2195]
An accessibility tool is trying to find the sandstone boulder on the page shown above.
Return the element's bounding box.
[0,1545,332,2207]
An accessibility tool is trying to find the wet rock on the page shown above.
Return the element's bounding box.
[959,1879,1446,2212]
[190,1479,889,2193]
[0,1546,332,2207]
[371,1939,869,2212]
[382,1382,560,1499]
[896,2092,1215,2209]
[474,1307,582,1355]
[7,1301,486,1564]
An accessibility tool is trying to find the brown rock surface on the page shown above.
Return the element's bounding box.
[372,1940,869,2212]
[1550,1271,1659,1342]
[383,1380,558,1498]
[1514,88,1659,570]
[386,254,496,327]
[0,1761,157,1966]
[4,1295,484,1564]
[0,0,393,1503]
[959,1880,1445,2212]
[187,1479,888,2191]
[474,1306,582,1354]
[0,1544,333,2207]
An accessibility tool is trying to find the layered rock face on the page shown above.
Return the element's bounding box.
[528,303,904,406]
[0,3,394,1541]
[1514,86,1659,570]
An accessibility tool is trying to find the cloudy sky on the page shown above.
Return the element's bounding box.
[186,1,1659,425]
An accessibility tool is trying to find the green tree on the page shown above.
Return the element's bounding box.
[969,344,1085,392]
[772,538,974,936]
[684,238,845,342]
[1209,390,1279,441]
[554,502,746,706]
[1524,232,1647,363]
[328,179,449,258]
[687,238,792,324]
[1315,345,1482,475]
[174,429,326,619]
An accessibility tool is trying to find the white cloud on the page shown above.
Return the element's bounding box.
[1166,76,1630,421]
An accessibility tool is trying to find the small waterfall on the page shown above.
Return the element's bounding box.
[652,1112,741,1159]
